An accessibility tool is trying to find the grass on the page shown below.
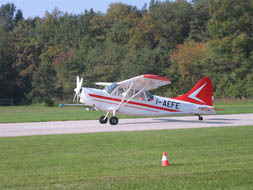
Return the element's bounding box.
[213,99,253,114]
[0,126,253,190]
[0,99,252,123]
[0,106,106,123]
[0,106,144,123]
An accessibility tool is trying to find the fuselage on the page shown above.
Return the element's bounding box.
[80,87,216,116]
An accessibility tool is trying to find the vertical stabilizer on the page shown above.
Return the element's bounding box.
[173,78,213,106]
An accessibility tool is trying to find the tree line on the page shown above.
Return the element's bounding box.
[0,0,253,106]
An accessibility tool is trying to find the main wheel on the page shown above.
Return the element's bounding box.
[198,116,203,121]
[99,115,108,124]
[109,116,119,125]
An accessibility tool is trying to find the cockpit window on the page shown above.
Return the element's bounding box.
[105,83,118,94]
[106,85,154,102]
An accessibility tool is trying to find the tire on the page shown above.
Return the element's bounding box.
[199,116,203,121]
[99,115,108,124]
[109,116,119,125]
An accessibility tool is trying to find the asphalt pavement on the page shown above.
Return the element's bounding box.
[0,114,253,137]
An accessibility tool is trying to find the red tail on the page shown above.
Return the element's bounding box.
[173,78,213,106]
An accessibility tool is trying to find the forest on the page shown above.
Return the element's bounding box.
[0,0,253,105]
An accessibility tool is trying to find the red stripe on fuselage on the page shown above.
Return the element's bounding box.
[93,99,159,113]
[88,93,180,113]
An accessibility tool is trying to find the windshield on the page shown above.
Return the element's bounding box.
[105,83,118,94]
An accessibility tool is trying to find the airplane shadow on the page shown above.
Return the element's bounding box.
[208,118,238,121]
[120,118,237,126]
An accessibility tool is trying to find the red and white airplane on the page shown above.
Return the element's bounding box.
[73,74,216,125]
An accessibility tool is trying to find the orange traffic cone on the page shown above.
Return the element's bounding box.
[162,152,170,166]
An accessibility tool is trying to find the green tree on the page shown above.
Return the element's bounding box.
[0,3,23,31]
[149,0,193,49]
[53,48,85,101]
[11,19,42,101]
[0,25,16,99]
[205,0,253,98]
[31,63,60,106]
[189,0,210,41]
[171,41,207,91]
[208,0,253,41]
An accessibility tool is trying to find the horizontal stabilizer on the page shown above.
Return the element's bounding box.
[198,106,215,111]
[58,104,86,107]
[198,106,224,111]
[197,105,216,114]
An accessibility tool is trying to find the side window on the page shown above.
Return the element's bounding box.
[135,91,145,101]
[105,83,117,94]
[115,87,125,97]
[110,87,153,102]
[145,91,153,101]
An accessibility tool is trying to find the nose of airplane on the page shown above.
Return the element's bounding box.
[73,75,83,102]
[79,87,93,106]
[79,87,87,104]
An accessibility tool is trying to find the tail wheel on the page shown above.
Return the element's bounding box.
[109,116,119,125]
[99,115,108,124]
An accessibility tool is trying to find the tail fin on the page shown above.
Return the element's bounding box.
[173,78,213,106]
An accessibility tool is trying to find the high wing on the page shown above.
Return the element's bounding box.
[95,74,171,117]
[95,82,112,87]
[117,74,171,91]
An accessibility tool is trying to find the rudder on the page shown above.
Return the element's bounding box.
[173,78,213,106]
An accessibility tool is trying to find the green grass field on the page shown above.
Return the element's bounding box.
[213,99,253,114]
[0,106,106,123]
[0,126,253,190]
[0,99,252,123]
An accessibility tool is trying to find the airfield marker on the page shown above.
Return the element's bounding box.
[161,152,170,166]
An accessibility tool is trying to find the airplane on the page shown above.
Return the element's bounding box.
[72,74,217,125]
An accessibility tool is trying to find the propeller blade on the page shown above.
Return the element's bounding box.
[79,77,83,88]
[76,75,79,88]
[73,93,77,102]
[77,78,83,90]
[73,76,84,103]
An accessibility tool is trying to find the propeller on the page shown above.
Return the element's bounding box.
[73,75,83,102]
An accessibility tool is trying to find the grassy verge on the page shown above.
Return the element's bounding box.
[0,106,144,123]
[0,126,253,190]
[0,99,252,123]
[0,106,105,123]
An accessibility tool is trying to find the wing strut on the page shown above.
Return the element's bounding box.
[112,82,134,116]
[122,86,146,107]
[112,83,147,116]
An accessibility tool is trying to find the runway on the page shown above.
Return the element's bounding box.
[0,114,253,137]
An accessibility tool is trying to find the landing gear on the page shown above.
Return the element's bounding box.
[109,116,119,125]
[99,113,119,125]
[197,114,203,121]
[99,115,108,124]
